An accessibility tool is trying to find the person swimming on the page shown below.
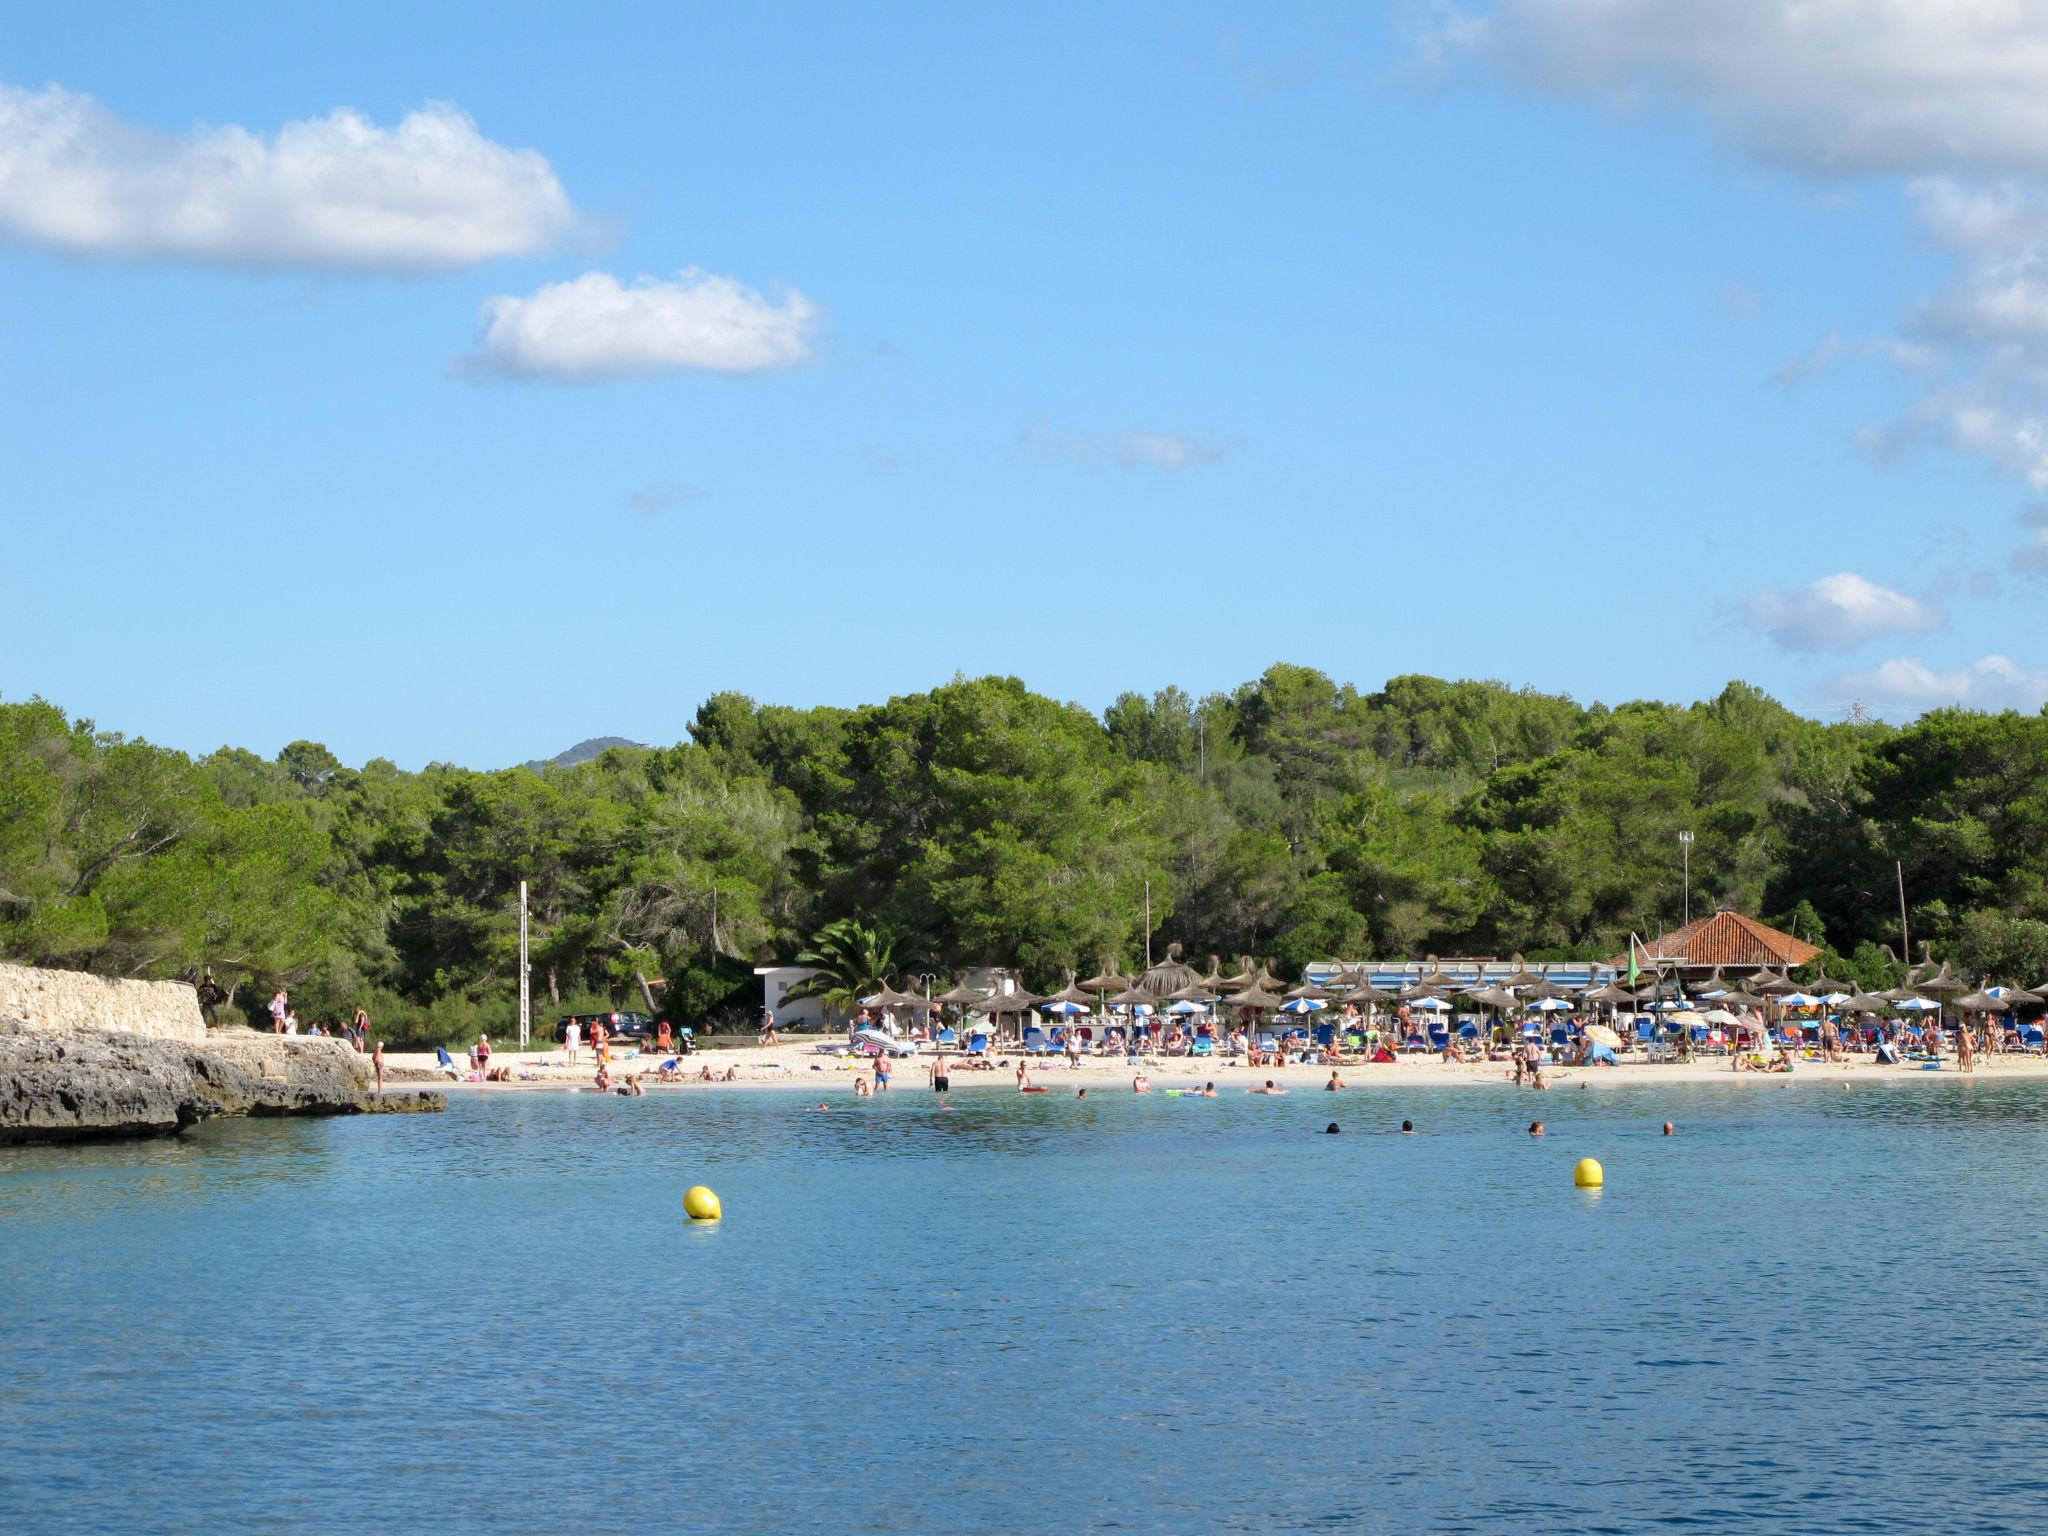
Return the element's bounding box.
[1132,1074,1151,1094]
[1662,1121,1675,1136]
[1325,1123,1341,1134]
[1325,1070,1346,1091]
[1400,1120,1414,1134]
[1249,1080,1288,1096]
[1528,1120,1545,1136]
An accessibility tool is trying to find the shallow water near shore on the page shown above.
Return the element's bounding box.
[3,1078,2046,1535]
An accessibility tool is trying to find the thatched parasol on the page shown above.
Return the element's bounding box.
[1522,978,1577,1001]
[1956,989,2008,1012]
[1466,984,1521,1011]
[1745,968,1795,995]
[1046,973,1096,1009]
[1217,959,1257,990]
[1253,959,1287,992]
[864,984,926,1009]
[1138,943,1203,999]
[974,989,1043,1015]
[1916,963,1968,999]
[932,979,988,1007]
[1581,982,1636,1006]
[1499,955,1545,989]
[1225,984,1283,1011]
[1283,981,1334,1002]
[1835,985,1888,1015]
[1080,958,1131,996]
[1166,981,1215,1006]
[1717,988,1766,1008]
[1344,981,1395,1005]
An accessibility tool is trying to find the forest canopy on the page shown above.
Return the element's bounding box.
[4,668,2043,1041]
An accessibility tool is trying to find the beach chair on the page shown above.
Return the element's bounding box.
[1427,1023,1450,1052]
[433,1047,459,1078]
[1548,1026,1571,1055]
[1023,1026,1049,1055]
[966,1031,992,1059]
[1457,1021,1480,1045]
[1314,1023,1336,1050]
[1191,1036,1215,1056]
[2019,1022,2047,1054]
[934,1026,957,1047]
[1256,1032,1278,1053]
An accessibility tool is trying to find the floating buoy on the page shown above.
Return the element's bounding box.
[683,1185,722,1221]
[1574,1157,1604,1189]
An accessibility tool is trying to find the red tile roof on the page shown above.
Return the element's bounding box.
[1633,910,1820,970]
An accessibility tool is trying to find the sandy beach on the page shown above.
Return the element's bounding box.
[382,1038,2048,1094]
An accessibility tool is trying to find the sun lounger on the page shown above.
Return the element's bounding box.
[1191,1036,1215,1056]
[2020,1023,2046,1054]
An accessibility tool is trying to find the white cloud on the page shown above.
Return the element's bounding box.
[1742,571,1944,654]
[1837,653,2048,713]
[1017,418,1240,472]
[460,270,817,382]
[0,83,572,270]
[1442,1,2048,177]
[1435,5,2048,559]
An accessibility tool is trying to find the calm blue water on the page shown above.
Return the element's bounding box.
[4,1078,2047,1535]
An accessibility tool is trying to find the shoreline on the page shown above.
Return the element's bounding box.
[387,1041,2048,1096]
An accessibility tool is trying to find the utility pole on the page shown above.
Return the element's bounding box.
[1678,831,1694,929]
[1896,861,1910,968]
[517,880,531,1051]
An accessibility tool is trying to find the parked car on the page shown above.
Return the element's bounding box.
[554,1011,694,1052]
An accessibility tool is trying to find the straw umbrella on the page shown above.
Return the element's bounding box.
[1499,955,1545,990]
[1138,943,1203,1000]
[1079,958,1132,1010]
[1218,957,1258,991]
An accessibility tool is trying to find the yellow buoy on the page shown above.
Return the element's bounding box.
[683,1185,723,1221]
[1573,1157,1603,1189]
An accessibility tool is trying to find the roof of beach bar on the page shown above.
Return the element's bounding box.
[1629,908,1820,971]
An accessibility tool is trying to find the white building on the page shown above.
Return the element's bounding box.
[754,965,826,1030]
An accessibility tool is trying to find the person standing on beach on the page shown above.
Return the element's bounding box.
[563,1017,580,1065]
[475,1034,492,1077]
[350,1006,370,1052]
[930,1052,951,1097]
[1958,1020,1977,1073]
[372,1041,385,1096]
[268,988,289,1035]
[758,1010,780,1046]
[874,1052,892,1091]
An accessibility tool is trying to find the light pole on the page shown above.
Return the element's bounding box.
[1678,831,1694,929]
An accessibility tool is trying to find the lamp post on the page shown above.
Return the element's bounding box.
[1678,831,1694,929]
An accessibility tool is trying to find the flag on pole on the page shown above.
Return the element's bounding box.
[1626,933,1641,986]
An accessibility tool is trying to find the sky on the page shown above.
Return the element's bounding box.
[9,1,2048,768]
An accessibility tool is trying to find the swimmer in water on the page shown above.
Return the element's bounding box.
[1132,1073,1151,1094]
[1400,1120,1414,1134]
[1662,1121,1675,1136]
[1249,1080,1289,1096]
[1528,1120,1545,1137]
[1325,1070,1346,1091]
[1199,1082,1217,1098]
[1325,1123,1340,1134]
[1076,1087,1087,1099]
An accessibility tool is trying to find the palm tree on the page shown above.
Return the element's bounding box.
[784,917,906,1021]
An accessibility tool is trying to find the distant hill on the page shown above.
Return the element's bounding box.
[521,736,648,772]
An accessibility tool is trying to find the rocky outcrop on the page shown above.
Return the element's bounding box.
[0,1019,443,1145]
[0,962,206,1043]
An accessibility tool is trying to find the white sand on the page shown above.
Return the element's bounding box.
[381,1039,2048,1094]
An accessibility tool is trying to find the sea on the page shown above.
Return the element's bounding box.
[2,1077,2045,1534]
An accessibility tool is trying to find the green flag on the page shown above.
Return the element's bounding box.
[1626,934,1640,986]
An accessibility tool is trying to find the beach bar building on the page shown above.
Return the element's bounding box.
[1628,907,1819,984]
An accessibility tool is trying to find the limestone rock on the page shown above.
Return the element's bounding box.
[0,1018,441,1144]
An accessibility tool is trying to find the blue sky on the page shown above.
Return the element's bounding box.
[7,2,2048,767]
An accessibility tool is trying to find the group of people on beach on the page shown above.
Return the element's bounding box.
[259,987,373,1052]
